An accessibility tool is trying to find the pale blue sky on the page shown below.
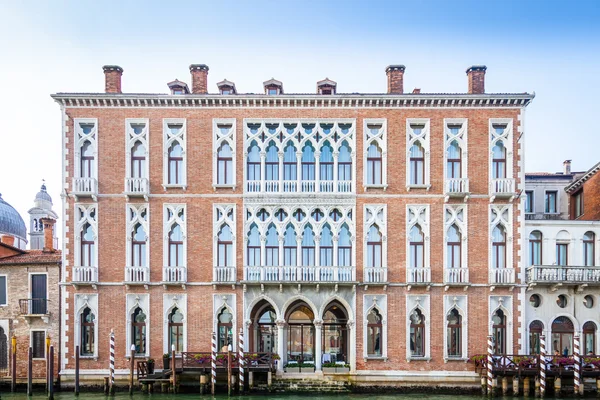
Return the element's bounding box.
[0,0,599,239]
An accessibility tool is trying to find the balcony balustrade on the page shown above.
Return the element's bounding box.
[72,266,98,284]
[445,178,470,197]
[364,267,387,283]
[124,266,149,284]
[490,178,515,198]
[444,268,469,284]
[124,177,149,198]
[243,265,355,283]
[213,266,236,283]
[163,266,187,284]
[527,265,600,285]
[19,299,48,315]
[489,268,515,285]
[407,267,431,284]
[246,179,353,194]
[72,177,98,199]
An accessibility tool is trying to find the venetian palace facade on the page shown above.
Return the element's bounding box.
[52,64,534,387]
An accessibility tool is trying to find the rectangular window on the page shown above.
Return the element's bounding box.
[556,243,568,265]
[406,120,430,188]
[574,191,583,218]
[0,276,6,305]
[31,331,45,359]
[545,191,558,213]
[163,119,186,188]
[214,120,236,187]
[525,191,534,213]
[31,274,47,314]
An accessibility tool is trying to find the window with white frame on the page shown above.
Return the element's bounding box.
[444,119,468,189]
[74,119,98,181]
[545,190,558,214]
[213,119,236,187]
[164,204,186,281]
[584,231,595,266]
[125,119,149,185]
[525,190,534,213]
[126,204,149,282]
[363,295,387,359]
[163,119,186,188]
[164,294,187,354]
[75,203,98,269]
[244,120,355,194]
[406,205,429,282]
[364,205,387,274]
[406,119,430,189]
[126,294,149,357]
[444,295,468,360]
[489,205,513,280]
[406,295,430,360]
[214,204,236,282]
[31,330,46,359]
[529,231,542,265]
[489,119,513,183]
[364,120,387,187]
[444,205,468,282]
[75,294,98,357]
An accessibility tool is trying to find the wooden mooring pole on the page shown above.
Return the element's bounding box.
[227,347,232,396]
[171,344,177,393]
[27,346,33,396]
[129,344,135,395]
[11,335,16,392]
[75,345,80,395]
[211,332,216,395]
[48,345,54,400]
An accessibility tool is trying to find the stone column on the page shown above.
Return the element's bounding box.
[314,319,323,371]
[276,320,285,374]
[332,150,339,192]
[347,320,356,372]
[314,151,321,193]
[259,150,266,192]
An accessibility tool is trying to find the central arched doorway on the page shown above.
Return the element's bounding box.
[322,301,348,363]
[286,301,315,363]
[552,316,574,355]
[250,300,278,354]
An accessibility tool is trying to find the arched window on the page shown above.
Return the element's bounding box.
[131,223,147,267]
[338,141,352,181]
[247,142,261,181]
[131,141,146,179]
[492,225,506,269]
[301,144,316,183]
[446,308,462,357]
[255,304,277,353]
[320,143,334,183]
[217,307,233,351]
[265,142,279,182]
[492,309,506,354]
[338,225,352,267]
[81,307,95,356]
[492,141,506,179]
[367,308,382,356]
[80,223,95,267]
[301,225,315,266]
[168,307,184,353]
[551,316,574,355]
[529,231,542,266]
[247,225,261,266]
[323,302,349,362]
[131,307,147,355]
[409,225,424,269]
[447,224,461,269]
[409,143,425,185]
[81,141,94,178]
[286,302,315,363]
[584,232,595,266]
[410,309,425,357]
[366,144,382,185]
[583,321,596,355]
[447,140,461,179]
[320,225,333,266]
[217,225,233,267]
[168,142,183,184]
[284,225,297,266]
[529,320,543,355]
[367,225,382,268]
[283,144,297,190]
[168,224,183,267]
[265,225,279,266]
[217,142,233,185]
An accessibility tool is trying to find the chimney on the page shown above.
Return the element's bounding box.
[466,65,486,94]
[386,65,405,94]
[563,160,572,175]
[189,64,209,94]
[40,218,56,253]
[412,88,421,94]
[103,65,123,94]
[0,235,15,247]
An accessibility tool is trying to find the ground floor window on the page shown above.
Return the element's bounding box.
[492,309,506,355]
[31,331,45,359]
[217,307,233,351]
[529,320,543,355]
[583,321,597,355]
[168,307,184,353]
[367,308,382,357]
[286,303,314,363]
[551,316,574,355]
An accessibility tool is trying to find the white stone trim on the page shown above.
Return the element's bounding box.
[444,205,468,271]
[125,118,149,180]
[406,205,430,274]
[74,203,98,269]
[74,294,99,358]
[73,118,98,180]
[489,204,513,274]
[163,294,187,354]
[363,204,387,279]
[363,294,387,359]
[162,118,187,189]
[213,204,237,277]
[489,118,513,183]
[406,294,431,361]
[443,295,468,361]
[163,204,187,270]
[213,294,237,351]
[363,119,387,189]
[406,119,430,190]
[125,293,150,357]
[213,119,236,188]
[489,295,513,353]
[443,118,468,181]
[125,203,149,273]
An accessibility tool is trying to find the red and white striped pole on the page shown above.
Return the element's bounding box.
[487,334,493,395]
[109,329,115,393]
[574,333,581,395]
[539,334,546,397]
[238,328,245,393]
[211,331,217,395]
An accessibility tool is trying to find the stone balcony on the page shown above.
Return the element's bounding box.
[243,265,355,283]
[444,178,470,201]
[72,177,98,200]
[527,265,600,289]
[124,177,149,200]
[407,267,431,288]
[364,267,387,284]
[489,178,516,201]
[163,266,187,286]
[444,268,470,286]
[124,266,149,285]
[246,179,353,194]
[72,266,98,286]
[213,266,236,283]
[489,268,515,286]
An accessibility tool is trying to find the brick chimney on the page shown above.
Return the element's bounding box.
[189,64,209,94]
[103,65,123,94]
[563,160,572,175]
[386,65,405,94]
[466,65,486,94]
[40,218,56,253]
[0,235,15,247]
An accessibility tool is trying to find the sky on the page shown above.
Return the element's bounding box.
[0,0,599,246]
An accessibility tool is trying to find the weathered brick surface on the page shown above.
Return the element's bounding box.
[571,171,600,220]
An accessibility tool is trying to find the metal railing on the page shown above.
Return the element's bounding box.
[125,266,149,283]
[444,268,469,284]
[163,266,187,283]
[527,265,600,284]
[124,177,149,195]
[72,266,98,283]
[489,268,515,284]
[445,178,469,194]
[244,266,355,282]
[213,266,236,282]
[19,299,48,315]
[490,178,515,195]
[364,267,387,283]
[407,267,431,284]
[72,177,98,195]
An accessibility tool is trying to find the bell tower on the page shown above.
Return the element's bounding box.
[28,181,58,250]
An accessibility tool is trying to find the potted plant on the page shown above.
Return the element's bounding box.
[163,353,171,370]
[322,362,337,373]
[335,363,350,373]
[285,361,300,373]
[147,358,155,374]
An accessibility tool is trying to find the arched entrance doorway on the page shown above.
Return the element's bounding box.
[552,316,574,355]
[286,301,314,363]
[249,300,278,354]
[322,301,348,363]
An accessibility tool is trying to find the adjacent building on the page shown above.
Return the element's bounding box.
[52,64,534,387]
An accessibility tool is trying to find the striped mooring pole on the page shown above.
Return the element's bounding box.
[487,334,493,395]
[109,329,115,393]
[574,333,581,395]
[539,334,546,397]
[211,331,217,395]
[238,328,245,393]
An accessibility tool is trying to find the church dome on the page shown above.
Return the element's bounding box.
[0,193,27,241]
[34,183,53,206]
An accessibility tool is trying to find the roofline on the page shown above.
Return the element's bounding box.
[0,259,62,266]
[565,161,600,193]
[51,92,535,109]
